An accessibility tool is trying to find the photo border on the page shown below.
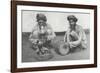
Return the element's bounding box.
[11,1,97,73]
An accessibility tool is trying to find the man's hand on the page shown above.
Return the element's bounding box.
[30,39,39,44]
[69,42,77,48]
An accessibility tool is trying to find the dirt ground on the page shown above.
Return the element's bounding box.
[22,33,90,62]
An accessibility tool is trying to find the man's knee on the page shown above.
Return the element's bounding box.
[32,31,39,38]
[70,31,78,40]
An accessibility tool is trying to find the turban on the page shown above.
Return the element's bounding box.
[36,13,47,22]
[67,15,78,22]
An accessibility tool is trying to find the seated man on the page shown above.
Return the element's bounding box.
[29,13,56,55]
[64,15,87,53]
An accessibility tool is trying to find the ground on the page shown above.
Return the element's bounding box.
[22,32,90,62]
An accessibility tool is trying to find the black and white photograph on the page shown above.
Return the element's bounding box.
[11,1,97,72]
[22,11,90,62]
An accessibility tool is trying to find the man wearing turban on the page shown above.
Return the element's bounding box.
[29,13,56,56]
[64,15,87,51]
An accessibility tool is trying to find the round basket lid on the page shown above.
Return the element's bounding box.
[59,43,70,56]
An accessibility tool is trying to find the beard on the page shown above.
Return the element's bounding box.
[39,25,47,35]
[70,24,76,31]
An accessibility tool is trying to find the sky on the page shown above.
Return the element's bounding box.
[22,10,90,32]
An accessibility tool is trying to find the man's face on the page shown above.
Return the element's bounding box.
[69,19,76,26]
[38,20,46,26]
